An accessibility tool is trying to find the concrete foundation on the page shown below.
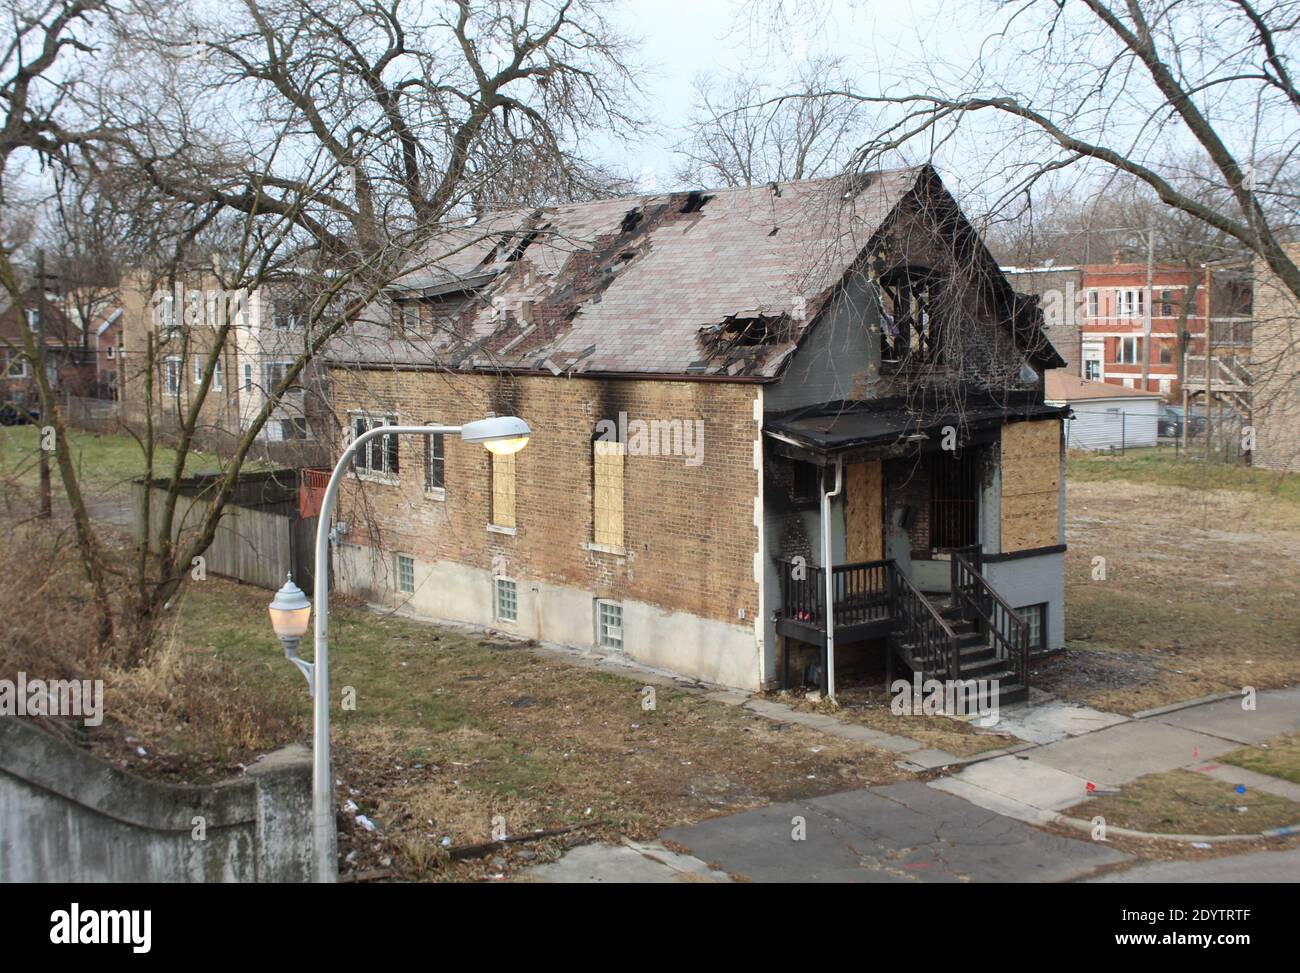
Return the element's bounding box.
[336,543,762,690]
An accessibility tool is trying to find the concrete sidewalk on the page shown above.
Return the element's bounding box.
[933,687,1300,828]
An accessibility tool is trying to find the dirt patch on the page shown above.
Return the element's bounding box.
[776,680,1019,757]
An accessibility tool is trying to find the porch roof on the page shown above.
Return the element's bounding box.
[764,394,1067,459]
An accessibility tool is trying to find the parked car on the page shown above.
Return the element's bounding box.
[1159,405,1206,438]
[0,404,39,427]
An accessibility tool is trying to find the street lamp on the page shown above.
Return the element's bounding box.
[270,415,532,883]
[268,575,313,694]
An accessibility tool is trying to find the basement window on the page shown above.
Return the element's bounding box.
[495,577,518,623]
[596,600,623,650]
[396,554,415,594]
[1017,603,1046,651]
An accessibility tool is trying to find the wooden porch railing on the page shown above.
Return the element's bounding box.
[890,565,960,680]
[777,558,892,629]
[951,550,1029,687]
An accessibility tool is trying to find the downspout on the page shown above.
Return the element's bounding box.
[821,457,844,701]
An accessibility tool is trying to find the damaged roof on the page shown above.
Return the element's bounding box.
[334,166,1057,379]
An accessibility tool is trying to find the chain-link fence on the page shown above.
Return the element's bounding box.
[1063,405,1251,463]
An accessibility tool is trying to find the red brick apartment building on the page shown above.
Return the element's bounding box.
[1079,261,1208,395]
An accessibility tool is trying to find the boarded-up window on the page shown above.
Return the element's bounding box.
[593,440,625,548]
[844,460,883,562]
[1000,420,1061,553]
[491,452,516,528]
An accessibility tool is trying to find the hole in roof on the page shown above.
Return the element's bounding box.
[620,209,642,233]
[681,191,713,214]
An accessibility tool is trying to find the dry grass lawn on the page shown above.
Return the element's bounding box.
[783,684,1020,757]
[1222,732,1300,786]
[106,578,907,880]
[1077,768,1300,835]
[1034,452,1300,713]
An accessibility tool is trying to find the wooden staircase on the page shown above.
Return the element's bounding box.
[925,598,1028,705]
[776,549,1031,707]
[887,547,1030,708]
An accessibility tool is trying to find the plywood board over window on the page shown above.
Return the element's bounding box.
[1000,419,1062,552]
[844,460,883,562]
[491,452,516,528]
[593,439,625,548]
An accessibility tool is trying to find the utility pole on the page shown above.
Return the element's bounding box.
[1141,226,1154,392]
[36,249,52,519]
[1204,263,1213,465]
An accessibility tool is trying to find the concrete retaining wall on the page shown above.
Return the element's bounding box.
[0,718,313,882]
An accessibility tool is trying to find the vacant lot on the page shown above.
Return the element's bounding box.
[1038,451,1300,713]
[98,578,906,880]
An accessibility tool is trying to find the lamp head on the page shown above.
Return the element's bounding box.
[460,415,531,455]
[268,574,311,644]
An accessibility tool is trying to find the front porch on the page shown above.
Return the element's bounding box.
[775,548,1030,706]
[763,391,1067,707]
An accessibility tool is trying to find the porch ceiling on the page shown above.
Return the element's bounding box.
[765,394,1067,460]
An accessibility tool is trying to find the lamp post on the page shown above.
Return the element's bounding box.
[268,415,531,883]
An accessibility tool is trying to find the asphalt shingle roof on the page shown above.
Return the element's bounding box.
[337,168,928,379]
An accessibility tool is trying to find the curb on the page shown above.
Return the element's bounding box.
[1131,692,1239,720]
[1051,811,1300,844]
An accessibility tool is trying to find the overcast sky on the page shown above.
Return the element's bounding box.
[602,0,967,191]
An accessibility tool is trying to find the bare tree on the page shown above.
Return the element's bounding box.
[1,0,644,661]
[675,56,866,188]
[749,1,1300,299]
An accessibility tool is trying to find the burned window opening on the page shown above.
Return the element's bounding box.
[680,191,712,214]
[877,265,944,365]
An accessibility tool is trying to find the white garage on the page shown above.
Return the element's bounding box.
[1046,371,1165,451]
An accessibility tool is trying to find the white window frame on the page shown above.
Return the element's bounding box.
[212,357,223,391]
[26,308,38,332]
[243,362,254,392]
[264,360,296,392]
[349,410,400,481]
[1087,289,1099,319]
[494,576,518,623]
[1017,603,1047,651]
[105,344,114,360]
[4,352,29,378]
[194,355,204,384]
[595,599,624,650]
[395,553,415,594]
[164,356,181,395]
[424,428,446,499]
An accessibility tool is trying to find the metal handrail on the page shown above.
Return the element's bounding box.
[891,563,961,680]
[951,551,1030,688]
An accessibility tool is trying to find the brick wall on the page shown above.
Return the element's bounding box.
[1252,247,1300,472]
[329,367,763,658]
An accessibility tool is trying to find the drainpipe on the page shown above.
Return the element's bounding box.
[821,457,844,701]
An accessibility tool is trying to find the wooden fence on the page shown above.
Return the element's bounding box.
[134,469,317,591]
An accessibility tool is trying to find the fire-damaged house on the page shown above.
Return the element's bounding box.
[324,165,1067,704]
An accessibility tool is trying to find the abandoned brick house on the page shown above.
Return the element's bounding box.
[325,165,1067,701]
